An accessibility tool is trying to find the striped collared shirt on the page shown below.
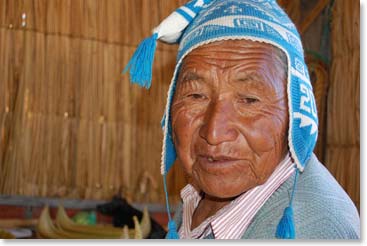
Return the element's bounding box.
[178,154,295,239]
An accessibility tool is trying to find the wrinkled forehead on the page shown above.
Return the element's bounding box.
[177,39,288,91]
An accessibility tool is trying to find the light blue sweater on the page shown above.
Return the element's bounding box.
[171,153,360,239]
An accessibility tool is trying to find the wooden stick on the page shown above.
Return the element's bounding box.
[299,0,330,34]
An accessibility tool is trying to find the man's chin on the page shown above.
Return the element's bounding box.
[196,179,257,200]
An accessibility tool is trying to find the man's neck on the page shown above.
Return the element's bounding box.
[190,194,233,230]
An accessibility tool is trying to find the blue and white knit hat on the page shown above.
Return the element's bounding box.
[124,0,318,239]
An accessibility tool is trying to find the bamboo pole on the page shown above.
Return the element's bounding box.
[299,0,330,34]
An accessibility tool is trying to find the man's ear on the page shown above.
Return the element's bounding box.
[171,128,177,146]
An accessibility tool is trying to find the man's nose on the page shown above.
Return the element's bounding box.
[199,100,239,145]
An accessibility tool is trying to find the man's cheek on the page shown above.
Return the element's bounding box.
[172,110,199,167]
[237,120,275,154]
[173,111,193,144]
[246,112,286,149]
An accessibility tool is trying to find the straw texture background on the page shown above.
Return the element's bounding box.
[0,0,187,205]
[0,0,360,208]
[324,0,360,210]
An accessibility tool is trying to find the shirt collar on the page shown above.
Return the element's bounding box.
[211,154,294,239]
[179,153,295,239]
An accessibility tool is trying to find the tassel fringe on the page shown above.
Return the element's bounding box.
[276,206,295,239]
[123,33,158,89]
[163,175,180,239]
[276,169,299,239]
[166,220,180,239]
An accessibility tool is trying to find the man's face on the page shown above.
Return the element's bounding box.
[171,40,289,199]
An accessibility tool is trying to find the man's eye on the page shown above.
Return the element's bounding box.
[239,96,259,104]
[188,93,206,100]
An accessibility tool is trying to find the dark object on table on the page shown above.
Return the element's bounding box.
[96,195,166,239]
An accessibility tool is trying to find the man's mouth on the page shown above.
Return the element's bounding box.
[197,154,243,167]
[203,155,238,162]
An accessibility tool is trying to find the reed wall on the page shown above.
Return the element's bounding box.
[325,0,360,209]
[0,0,360,209]
[0,0,187,204]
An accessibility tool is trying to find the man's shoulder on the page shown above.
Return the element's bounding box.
[296,153,349,198]
[294,154,360,238]
[243,154,360,239]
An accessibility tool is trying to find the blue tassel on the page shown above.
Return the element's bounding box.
[123,33,158,89]
[276,206,295,239]
[166,220,180,239]
[276,168,299,239]
[162,175,180,239]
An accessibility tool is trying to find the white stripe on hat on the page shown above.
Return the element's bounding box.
[180,6,197,18]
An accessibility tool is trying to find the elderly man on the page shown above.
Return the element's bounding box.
[124,0,360,239]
